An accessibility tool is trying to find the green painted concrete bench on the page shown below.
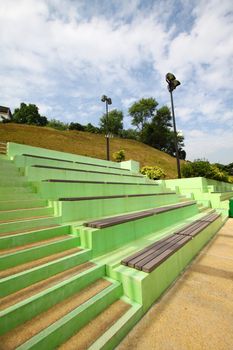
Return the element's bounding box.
[22,153,131,172]
[59,192,175,201]
[84,201,196,229]
[32,164,143,178]
[121,211,220,273]
[44,179,158,186]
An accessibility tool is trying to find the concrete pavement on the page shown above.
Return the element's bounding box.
[118,219,233,350]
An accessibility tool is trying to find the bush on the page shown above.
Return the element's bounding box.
[112,150,125,162]
[140,166,166,180]
[69,122,85,131]
[47,119,69,130]
[182,159,229,182]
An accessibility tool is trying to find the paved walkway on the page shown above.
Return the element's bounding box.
[118,219,233,350]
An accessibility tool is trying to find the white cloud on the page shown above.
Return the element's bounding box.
[0,0,232,163]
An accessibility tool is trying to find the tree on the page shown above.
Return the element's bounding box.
[128,97,158,131]
[120,128,139,140]
[84,123,100,133]
[139,105,186,159]
[69,122,85,131]
[13,103,48,126]
[141,106,172,151]
[99,109,123,136]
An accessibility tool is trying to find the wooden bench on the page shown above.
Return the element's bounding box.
[121,211,220,273]
[22,154,130,171]
[59,192,175,201]
[84,201,196,229]
[32,165,143,178]
[43,179,159,186]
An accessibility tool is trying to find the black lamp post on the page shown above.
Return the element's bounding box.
[166,73,181,179]
[101,95,112,161]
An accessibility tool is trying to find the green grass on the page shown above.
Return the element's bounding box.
[0,123,184,178]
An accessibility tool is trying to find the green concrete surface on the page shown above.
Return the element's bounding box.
[0,142,230,349]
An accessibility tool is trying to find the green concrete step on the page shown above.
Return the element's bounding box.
[0,206,54,222]
[0,248,91,297]
[0,192,39,201]
[0,224,69,249]
[14,154,134,176]
[0,198,48,211]
[0,176,30,186]
[58,193,181,223]
[0,215,61,235]
[0,234,80,270]
[88,297,142,350]
[6,279,122,349]
[36,180,168,200]
[0,186,36,194]
[0,264,107,336]
[24,165,152,185]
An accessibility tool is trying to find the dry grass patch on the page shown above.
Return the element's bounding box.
[0,123,184,178]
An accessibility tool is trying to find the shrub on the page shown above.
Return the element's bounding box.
[47,119,69,130]
[140,166,166,180]
[69,122,85,131]
[182,159,229,182]
[112,150,125,162]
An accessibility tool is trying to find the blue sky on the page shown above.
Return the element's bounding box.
[0,0,232,164]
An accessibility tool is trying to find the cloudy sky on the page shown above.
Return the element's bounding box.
[0,0,232,164]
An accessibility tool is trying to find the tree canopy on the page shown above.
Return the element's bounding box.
[99,109,123,136]
[128,97,158,131]
[13,103,48,126]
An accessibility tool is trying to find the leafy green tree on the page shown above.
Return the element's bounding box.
[84,123,100,133]
[141,106,172,151]
[120,128,139,140]
[139,105,186,159]
[99,109,123,136]
[69,122,85,131]
[128,98,158,131]
[13,103,48,126]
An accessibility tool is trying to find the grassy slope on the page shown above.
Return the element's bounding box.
[0,123,184,178]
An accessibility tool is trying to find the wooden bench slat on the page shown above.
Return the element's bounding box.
[135,235,186,271]
[142,236,191,273]
[121,211,220,274]
[85,201,196,229]
[59,192,176,202]
[44,179,159,186]
[128,235,178,268]
[23,153,130,171]
[32,165,143,178]
[121,234,174,266]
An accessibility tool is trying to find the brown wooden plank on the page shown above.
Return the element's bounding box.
[121,235,174,266]
[59,192,175,202]
[23,153,130,171]
[175,220,206,236]
[142,236,191,273]
[43,179,159,186]
[135,235,186,271]
[85,201,196,229]
[32,165,143,178]
[127,235,178,268]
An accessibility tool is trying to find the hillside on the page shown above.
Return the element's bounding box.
[0,123,184,178]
